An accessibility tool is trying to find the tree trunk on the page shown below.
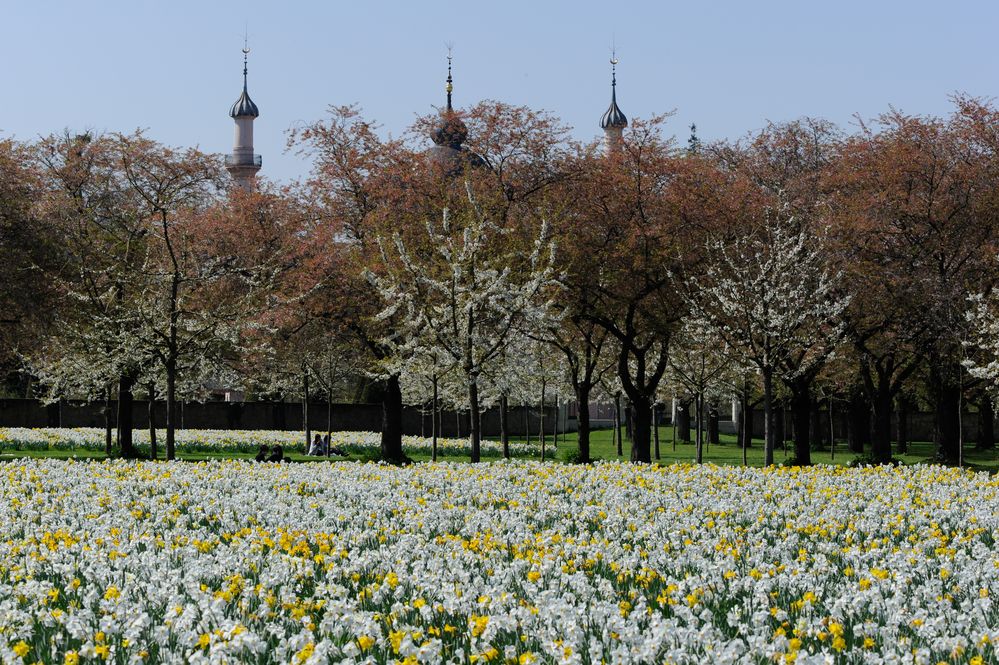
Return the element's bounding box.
[695,393,703,464]
[774,403,785,454]
[896,396,908,455]
[148,382,157,461]
[676,400,691,443]
[870,382,894,464]
[738,389,753,450]
[303,366,311,454]
[762,367,775,467]
[104,386,113,458]
[671,400,677,452]
[116,372,137,458]
[829,396,836,460]
[524,402,530,446]
[629,395,652,463]
[165,358,176,461]
[790,381,812,466]
[847,389,869,455]
[554,395,560,449]
[653,403,661,461]
[930,363,960,464]
[741,391,750,466]
[624,400,633,442]
[499,392,509,459]
[576,384,591,463]
[381,375,405,462]
[539,378,546,462]
[468,377,481,463]
[614,392,623,457]
[327,384,333,457]
[810,401,823,451]
[707,402,720,445]
[431,374,439,462]
[978,393,995,451]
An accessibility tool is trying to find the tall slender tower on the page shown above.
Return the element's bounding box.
[599,53,628,152]
[428,50,475,173]
[227,46,261,191]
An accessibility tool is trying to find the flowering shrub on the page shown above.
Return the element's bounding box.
[0,428,538,457]
[0,461,995,664]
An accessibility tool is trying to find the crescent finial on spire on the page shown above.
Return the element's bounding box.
[242,30,250,90]
[230,35,259,118]
[600,48,627,130]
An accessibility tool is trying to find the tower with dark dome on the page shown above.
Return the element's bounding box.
[427,52,480,174]
[227,46,262,191]
[600,54,628,152]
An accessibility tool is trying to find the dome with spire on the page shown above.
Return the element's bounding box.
[599,57,627,130]
[426,53,484,173]
[230,88,259,118]
[600,94,627,129]
[429,54,467,149]
[230,50,259,118]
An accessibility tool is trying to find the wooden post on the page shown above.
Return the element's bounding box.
[303,364,311,454]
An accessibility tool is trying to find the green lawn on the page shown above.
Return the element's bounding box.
[511,427,999,471]
[2,426,997,470]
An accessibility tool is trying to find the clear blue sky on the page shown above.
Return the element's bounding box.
[2,0,996,183]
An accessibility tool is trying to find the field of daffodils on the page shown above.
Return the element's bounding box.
[0,428,537,458]
[0,460,996,664]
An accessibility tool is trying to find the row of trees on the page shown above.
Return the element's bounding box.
[3,95,999,465]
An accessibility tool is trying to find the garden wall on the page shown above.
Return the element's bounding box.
[0,399,558,438]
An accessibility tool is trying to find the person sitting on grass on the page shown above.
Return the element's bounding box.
[254,444,268,462]
[308,434,324,456]
[266,444,284,463]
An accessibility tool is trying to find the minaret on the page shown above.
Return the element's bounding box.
[227,45,261,191]
[445,50,454,113]
[428,50,474,174]
[599,53,628,152]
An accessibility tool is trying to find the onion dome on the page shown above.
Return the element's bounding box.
[427,52,486,173]
[599,57,627,130]
[230,50,259,118]
[432,113,468,149]
[430,54,468,148]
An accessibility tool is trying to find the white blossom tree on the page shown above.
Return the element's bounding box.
[665,317,735,463]
[690,206,849,466]
[965,272,999,392]
[371,184,558,462]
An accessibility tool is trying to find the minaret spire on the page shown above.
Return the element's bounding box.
[227,39,261,191]
[242,37,249,92]
[429,46,477,174]
[599,49,628,152]
[611,50,617,99]
[446,46,454,111]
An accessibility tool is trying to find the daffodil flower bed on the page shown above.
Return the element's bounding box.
[0,461,996,664]
[0,428,538,457]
